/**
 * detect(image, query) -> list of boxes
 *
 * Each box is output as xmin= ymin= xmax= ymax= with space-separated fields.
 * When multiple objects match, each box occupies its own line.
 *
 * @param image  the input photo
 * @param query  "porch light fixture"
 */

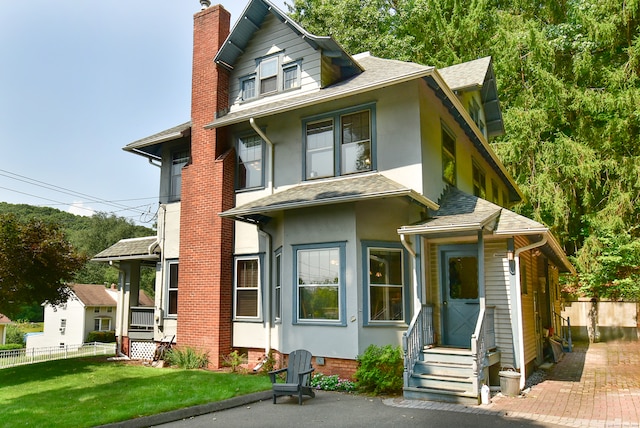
xmin=507 ymin=238 xmax=516 ymax=275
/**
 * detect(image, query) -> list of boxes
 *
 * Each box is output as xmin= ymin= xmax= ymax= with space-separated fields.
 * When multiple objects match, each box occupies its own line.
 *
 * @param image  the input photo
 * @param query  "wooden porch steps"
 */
xmin=404 ymin=347 xmax=495 ymax=405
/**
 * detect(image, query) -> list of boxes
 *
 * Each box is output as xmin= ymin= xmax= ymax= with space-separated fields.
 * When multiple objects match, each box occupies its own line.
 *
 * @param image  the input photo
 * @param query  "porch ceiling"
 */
xmin=219 ymin=173 xmax=438 ymax=224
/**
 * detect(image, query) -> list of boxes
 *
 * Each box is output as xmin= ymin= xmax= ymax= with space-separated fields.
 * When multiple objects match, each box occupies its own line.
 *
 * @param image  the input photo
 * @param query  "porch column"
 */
xmin=477 ymin=230 xmax=485 ymax=311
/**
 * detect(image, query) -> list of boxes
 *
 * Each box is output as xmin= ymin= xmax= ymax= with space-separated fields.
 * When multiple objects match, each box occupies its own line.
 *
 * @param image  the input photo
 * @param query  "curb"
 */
xmin=96 ymin=390 xmax=272 ymax=428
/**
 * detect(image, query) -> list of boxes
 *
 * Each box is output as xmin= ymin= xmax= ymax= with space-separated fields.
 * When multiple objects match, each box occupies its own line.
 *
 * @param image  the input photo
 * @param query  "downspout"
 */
xmin=258 ymin=226 xmax=272 ymax=359
xmin=250 ymin=118 xmax=274 ymax=194
xmin=512 ymin=234 xmax=548 ymax=389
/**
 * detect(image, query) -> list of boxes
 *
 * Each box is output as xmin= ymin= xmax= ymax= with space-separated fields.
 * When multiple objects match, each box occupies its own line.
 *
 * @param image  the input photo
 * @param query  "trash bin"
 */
xmin=499 ymin=368 xmax=521 ymax=397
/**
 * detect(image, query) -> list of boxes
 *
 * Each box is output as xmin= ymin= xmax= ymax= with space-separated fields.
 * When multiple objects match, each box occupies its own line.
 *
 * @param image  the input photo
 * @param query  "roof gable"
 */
xmin=70 ymin=284 xmax=116 ymax=307
xmin=214 ymin=0 xmax=361 ymax=78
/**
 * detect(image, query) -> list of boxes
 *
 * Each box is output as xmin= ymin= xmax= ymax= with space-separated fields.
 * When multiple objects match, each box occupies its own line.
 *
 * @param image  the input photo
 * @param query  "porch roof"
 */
xmin=398 ymin=187 xmax=575 ymax=273
xmin=91 ymin=236 xmax=159 ymax=263
xmin=219 ymin=173 xmax=439 ymax=224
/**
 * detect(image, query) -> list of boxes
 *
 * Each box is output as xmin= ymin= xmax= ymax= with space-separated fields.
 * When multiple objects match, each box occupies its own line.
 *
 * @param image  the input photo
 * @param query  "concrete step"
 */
xmin=403 ymin=386 xmax=480 ymax=405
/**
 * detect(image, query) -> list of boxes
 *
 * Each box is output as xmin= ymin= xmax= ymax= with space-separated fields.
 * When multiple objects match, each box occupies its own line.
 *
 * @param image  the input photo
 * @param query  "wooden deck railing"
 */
xmin=471 ymin=306 xmax=496 ymax=390
xmin=402 ymin=304 xmax=433 ymax=386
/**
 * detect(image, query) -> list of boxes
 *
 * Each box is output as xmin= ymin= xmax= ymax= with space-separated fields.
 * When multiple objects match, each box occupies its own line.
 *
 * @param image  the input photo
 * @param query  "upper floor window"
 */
xmin=472 ymin=160 xmax=486 ymax=198
xmin=442 ymin=124 xmax=456 ymax=186
xmin=240 ymin=56 xmax=301 ymax=101
xmin=304 ymin=105 xmax=375 ymax=180
xmin=469 ymin=98 xmax=486 ymax=137
xmin=170 ymin=150 xmax=189 ymax=202
xmin=236 ymin=134 xmax=264 ymax=190
xmin=491 ymin=179 xmax=499 ymax=204
xmin=234 ymin=256 xmax=261 ymax=320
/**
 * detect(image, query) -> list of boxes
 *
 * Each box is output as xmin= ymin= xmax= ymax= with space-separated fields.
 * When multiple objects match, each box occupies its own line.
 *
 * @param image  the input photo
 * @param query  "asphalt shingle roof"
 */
xmin=220 ymin=173 xmax=438 ymax=222
xmin=92 ymin=236 xmax=159 ymax=262
xmin=438 ymin=57 xmax=491 ymax=91
xmin=71 ymin=284 xmax=116 ymax=307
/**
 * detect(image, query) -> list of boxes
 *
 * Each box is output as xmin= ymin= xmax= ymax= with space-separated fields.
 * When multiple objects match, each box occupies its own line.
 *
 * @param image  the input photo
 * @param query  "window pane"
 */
xmin=299 ymin=286 xmax=339 ymax=320
xmin=297 ymin=247 xmax=340 ymax=321
xmin=261 ymin=76 xmax=277 ymax=94
xmin=94 ymin=319 xmax=100 ymax=331
xmin=306 ymin=119 xmax=334 ymax=179
xmin=238 ymin=135 xmax=263 ymax=189
xmin=242 ymin=78 xmax=256 ymax=100
xmin=168 ymin=263 xmax=179 ymax=316
xmin=168 ymin=290 xmax=178 ymax=315
xmin=369 ymin=249 xmax=402 ymax=285
xmin=283 ymin=65 xmax=298 ymax=89
xmin=342 ymin=111 xmax=370 ymax=144
xmin=370 ymin=286 xmax=403 ymax=321
xmin=237 ymin=259 xmax=259 ymax=288
xmin=236 ymin=289 xmax=258 ymax=317
xmin=275 ymin=253 xmax=281 ymax=320
xmin=171 ymin=151 xmax=189 ymax=201
xmin=260 ymin=58 xmax=277 ymax=77
xmin=442 ymin=128 xmax=456 ymax=185
xmin=448 ymin=257 xmax=478 ymax=299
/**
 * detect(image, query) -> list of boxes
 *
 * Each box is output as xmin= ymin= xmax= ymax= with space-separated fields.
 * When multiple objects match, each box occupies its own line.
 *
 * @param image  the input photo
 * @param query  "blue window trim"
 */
xmin=274 ymin=247 xmax=283 ymax=324
xmin=292 ymin=241 xmax=347 ymax=326
xmin=361 ymin=241 xmax=410 ymax=327
xmin=239 ymin=74 xmax=257 ymax=102
xmin=235 ymin=132 xmax=266 ymax=192
xmin=301 ymin=102 xmax=377 ymax=181
xmin=233 ymin=253 xmax=265 ymax=322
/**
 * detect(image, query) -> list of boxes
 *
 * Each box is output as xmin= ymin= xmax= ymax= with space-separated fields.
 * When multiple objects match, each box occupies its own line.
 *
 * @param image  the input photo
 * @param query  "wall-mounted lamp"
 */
xmin=507 ymin=238 xmax=516 ymax=275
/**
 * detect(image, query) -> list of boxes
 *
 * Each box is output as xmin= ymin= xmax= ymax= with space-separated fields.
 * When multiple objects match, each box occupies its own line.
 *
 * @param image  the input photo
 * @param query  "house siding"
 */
xmin=229 ymin=13 xmax=321 ymax=108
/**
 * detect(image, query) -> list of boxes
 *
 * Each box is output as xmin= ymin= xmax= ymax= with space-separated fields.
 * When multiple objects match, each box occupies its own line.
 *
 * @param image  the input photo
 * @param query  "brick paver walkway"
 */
xmin=389 ymin=341 xmax=640 ymax=427
xmin=489 ymin=341 xmax=640 ymax=427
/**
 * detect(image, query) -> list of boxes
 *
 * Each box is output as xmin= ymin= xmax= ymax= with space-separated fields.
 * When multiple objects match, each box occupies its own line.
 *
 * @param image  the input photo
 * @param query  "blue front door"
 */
xmin=441 ymin=246 xmax=479 ymax=348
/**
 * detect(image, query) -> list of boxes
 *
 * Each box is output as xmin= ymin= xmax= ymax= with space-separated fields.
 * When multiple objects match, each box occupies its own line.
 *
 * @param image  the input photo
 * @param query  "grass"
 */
xmin=0 ymin=357 xmax=272 ymax=427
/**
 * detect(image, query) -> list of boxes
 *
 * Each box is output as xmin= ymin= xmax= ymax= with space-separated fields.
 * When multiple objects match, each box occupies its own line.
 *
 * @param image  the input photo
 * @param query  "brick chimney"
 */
xmin=177 ymin=3 xmax=234 ymax=369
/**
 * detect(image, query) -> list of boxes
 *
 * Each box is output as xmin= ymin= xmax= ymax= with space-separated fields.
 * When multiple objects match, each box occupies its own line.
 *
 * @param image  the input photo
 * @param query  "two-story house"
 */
xmin=93 ymin=0 xmax=574 ymax=403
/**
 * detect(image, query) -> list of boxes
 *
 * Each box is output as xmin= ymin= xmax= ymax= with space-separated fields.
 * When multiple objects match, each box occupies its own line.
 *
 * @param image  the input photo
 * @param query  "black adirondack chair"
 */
xmin=269 ymin=349 xmax=316 ymax=405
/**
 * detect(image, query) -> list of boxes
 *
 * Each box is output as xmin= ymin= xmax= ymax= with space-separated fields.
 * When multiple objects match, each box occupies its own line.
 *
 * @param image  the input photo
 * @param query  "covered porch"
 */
xmin=398 ymin=187 xmax=574 ymax=403
xmin=92 ymin=236 xmax=160 ymax=358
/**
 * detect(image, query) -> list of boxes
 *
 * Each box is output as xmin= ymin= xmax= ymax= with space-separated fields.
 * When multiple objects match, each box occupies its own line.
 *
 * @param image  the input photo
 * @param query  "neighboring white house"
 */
xmin=0 ymin=314 xmax=11 ymax=345
xmin=26 ymin=284 xmax=152 ymax=349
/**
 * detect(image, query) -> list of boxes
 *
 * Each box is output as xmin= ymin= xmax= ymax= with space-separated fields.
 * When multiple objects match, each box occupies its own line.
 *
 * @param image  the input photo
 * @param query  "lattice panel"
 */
xmin=130 ymin=341 xmax=156 ymax=360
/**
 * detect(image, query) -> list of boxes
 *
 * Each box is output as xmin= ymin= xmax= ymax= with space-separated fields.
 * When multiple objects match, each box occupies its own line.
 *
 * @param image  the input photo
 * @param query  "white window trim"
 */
xmin=233 ymin=255 xmax=262 ymax=321
xmin=166 ymin=260 xmax=179 ymax=318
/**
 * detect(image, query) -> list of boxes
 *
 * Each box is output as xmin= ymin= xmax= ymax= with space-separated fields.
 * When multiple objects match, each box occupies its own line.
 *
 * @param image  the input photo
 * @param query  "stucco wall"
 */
xmin=562 ymin=300 xmax=639 ymax=342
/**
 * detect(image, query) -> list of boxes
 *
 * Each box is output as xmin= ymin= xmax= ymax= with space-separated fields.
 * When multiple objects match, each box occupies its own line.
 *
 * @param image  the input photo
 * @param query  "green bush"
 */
xmin=165 ymin=346 xmax=209 ymax=369
xmin=5 ymin=324 xmax=24 ymax=346
xmin=222 ymin=350 xmax=247 ymax=372
xmin=0 ymin=343 xmax=24 ymax=351
xmin=310 ymin=373 xmax=356 ymax=392
xmin=86 ymin=331 xmax=116 ymax=343
xmin=355 ymin=344 xmax=404 ymax=394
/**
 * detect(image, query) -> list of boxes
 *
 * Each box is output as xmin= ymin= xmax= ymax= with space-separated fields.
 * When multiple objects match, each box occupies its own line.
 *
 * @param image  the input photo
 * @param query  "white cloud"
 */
xmin=68 ymin=201 xmax=95 ymax=217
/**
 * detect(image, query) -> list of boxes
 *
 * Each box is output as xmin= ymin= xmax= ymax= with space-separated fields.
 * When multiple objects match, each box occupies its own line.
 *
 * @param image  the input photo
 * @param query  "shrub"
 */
xmin=355 ymin=344 xmax=404 ymax=395
xmin=222 ymin=350 xmax=247 ymax=372
xmin=310 ymin=373 xmax=356 ymax=392
xmin=164 ymin=346 xmax=209 ymax=369
xmin=5 ymin=324 xmax=24 ymax=345
xmin=86 ymin=331 xmax=116 ymax=343
xmin=0 ymin=343 xmax=24 ymax=351
xmin=258 ymin=350 xmax=276 ymax=374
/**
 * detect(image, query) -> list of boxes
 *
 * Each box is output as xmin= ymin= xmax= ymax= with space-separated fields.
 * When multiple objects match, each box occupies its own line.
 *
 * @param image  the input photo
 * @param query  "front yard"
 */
xmin=0 ymin=357 xmax=271 ymax=427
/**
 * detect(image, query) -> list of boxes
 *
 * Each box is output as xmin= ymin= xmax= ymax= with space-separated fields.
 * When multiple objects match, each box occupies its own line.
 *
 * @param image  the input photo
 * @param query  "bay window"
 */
xmin=234 ymin=256 xmax=261 ymax=319
xmin=363 ymin=242 xmax=407 ymax=324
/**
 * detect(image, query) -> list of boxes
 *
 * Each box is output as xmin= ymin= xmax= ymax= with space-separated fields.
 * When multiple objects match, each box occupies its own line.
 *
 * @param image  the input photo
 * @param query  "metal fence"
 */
xmin=0 ymin=342 xmax=116 ymax=370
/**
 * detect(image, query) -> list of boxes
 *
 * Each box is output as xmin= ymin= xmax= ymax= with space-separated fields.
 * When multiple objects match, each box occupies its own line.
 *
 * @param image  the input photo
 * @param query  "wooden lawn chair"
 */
xmin=268 ymin=349 xmax=315 ymax=405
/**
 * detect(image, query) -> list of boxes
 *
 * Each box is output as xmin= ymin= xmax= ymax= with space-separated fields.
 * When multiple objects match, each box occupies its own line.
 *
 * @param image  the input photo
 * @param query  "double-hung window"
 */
xmin=167 ymin=261 xmax=179 ymax=317
xmin=363 ymin=242 xmax=407 ymax=324
xmin=469 ymin=98 xmax=486 ymax=137
xmin=240 ymin=56 xmax=301 ymax=101
xmin=293 ymin=242 xmax=346 ymax=325
xmin=234 ymin=256 xmax=261 ymax=319
xmin=236 ymin=134 xmax=264 ymax=190
xmin=442 ymin=124 xmax=456 ymax=186
xmin=170 ymin=150 xmax=189 ymax=202
xmin=94 ymin=318 xmax=111 ymax=331
xmin=472 ymin=160 xmax=486 ymax=198
xmin=304 ymin=105 xmax=375 ymax=180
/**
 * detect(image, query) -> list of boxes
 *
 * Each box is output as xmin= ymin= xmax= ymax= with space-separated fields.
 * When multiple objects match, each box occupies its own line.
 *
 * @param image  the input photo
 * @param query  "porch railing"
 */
xmin=470 ymin=305 xmax=496 ymax=390
xmin=402 ymin=304 xmax=434 ymax=386
xmin=554 ymin=311 xmax=573 ymax=352
xmin=130 ymin=306 xmax=154 ymax=330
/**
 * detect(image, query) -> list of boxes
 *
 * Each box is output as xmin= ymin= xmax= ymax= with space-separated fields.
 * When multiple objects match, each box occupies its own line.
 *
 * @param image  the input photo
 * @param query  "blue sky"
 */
xmin=0 ymin=0 xmax=288 ymax=225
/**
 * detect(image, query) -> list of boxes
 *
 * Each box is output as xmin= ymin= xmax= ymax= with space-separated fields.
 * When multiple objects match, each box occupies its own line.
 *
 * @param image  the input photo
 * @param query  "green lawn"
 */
xmin=0 ymin=357 xmax=272 ymax=427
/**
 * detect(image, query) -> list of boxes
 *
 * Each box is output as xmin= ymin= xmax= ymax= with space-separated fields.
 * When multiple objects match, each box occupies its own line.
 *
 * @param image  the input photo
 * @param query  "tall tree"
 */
xmin=0 ymin=214 xmax=86 ymax=318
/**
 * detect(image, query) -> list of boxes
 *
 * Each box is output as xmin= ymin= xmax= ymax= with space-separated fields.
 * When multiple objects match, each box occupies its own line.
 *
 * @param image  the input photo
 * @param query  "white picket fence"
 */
xmin=0 ymin=342 xmax=116 ymax=369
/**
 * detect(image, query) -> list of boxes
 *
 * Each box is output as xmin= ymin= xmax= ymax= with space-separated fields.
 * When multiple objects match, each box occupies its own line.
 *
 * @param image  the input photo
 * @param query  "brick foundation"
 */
xmin=244 ymin=348 xmax=359 ymax=380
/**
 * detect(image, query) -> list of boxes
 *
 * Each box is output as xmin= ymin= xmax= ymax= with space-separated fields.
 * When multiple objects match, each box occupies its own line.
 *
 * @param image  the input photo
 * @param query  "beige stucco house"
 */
xmin=94 ymin=0 xmax=574 ymax=403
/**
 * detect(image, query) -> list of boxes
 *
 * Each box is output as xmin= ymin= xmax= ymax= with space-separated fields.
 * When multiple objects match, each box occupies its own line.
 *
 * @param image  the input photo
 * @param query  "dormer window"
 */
xmin=469 ymin=98 xmax=486 ymax=137
xmin=240 ymin=55 xmax=301 ymax=102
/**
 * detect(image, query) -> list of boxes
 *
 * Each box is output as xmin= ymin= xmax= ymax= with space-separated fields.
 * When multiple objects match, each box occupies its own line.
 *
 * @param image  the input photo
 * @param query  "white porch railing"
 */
xmin=402 ymin=304 xmax=434 ymax=385
xmin=0 ymin=342 xmax=116 ymax=370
